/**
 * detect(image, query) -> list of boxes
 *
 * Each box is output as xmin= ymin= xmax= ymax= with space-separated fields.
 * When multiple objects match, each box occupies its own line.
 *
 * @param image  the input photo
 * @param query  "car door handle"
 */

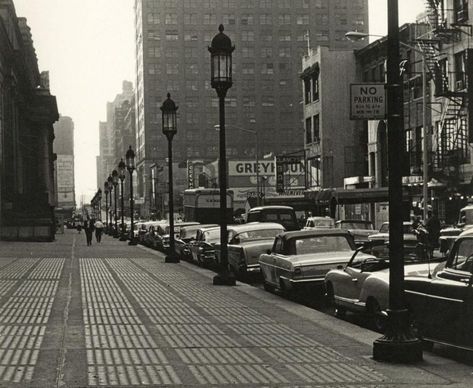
xmin=351 ymin=278 xmax=358 ymax=283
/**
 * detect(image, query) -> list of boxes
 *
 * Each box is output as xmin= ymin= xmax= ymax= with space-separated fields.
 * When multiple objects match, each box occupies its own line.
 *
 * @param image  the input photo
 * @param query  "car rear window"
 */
xmin=290 ymin=236 xmax=353 ymax=255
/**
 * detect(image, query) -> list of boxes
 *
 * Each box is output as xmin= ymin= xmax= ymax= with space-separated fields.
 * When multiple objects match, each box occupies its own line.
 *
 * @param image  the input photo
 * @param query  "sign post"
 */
xmin=350 ymin=83 xmax=386 ymax=120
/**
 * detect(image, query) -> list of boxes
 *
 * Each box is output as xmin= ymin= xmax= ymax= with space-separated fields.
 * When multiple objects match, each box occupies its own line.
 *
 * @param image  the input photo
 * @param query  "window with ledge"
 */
xmin=313 ymin=115 xmax=320 ymax=142
xmin=305 ymin=117 xmax=312 ymax=144
xmin=455 ymin=51 xmax=466 ymax=89
xmin=454 ymin=0 xmax=469 ymax=23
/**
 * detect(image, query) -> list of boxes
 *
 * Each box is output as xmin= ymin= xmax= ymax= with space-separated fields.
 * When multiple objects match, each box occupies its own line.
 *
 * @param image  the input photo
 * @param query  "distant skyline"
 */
xmin=12 ymin=0 xmax=425 ymax=203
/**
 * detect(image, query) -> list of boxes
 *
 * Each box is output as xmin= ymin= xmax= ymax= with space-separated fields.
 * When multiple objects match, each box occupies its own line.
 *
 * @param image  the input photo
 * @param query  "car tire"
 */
xmin=325 ymin=283 xmax=345 ymax=318
xmin=367 ymin=299 xmax=386 ymax=332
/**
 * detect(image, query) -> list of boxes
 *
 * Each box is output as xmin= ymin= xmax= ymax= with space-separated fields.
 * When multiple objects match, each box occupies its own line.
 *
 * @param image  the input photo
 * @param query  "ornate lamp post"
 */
xmin=112 ymin=169 xmax=119 ymax=238
xmin=126 ymin=146 xmax=137 ymax=245
xmin=107 ymin=175 xmax=113 ymax=234
xmin=209 ymin=24 xmax=235 ymax=285
xmin=104 ymin=181 xmax=109 ymax=232
xmin=118 ymin=159 xmax=127 ymax=241
xmin=372 ymin=0 xmax=423 ymax=362
xmin=97 ymin=189 xmax=102 ymax=220
xmin=160 ymin=93 xmax=179 ymax=263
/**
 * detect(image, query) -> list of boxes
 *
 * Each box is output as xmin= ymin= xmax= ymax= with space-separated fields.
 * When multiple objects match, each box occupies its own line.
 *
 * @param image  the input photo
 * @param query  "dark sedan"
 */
xmin=405 ymin=235 xmax=471 ymax=350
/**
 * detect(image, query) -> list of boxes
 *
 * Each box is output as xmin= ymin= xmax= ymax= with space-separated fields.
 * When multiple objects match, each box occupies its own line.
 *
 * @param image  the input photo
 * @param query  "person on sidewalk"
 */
xmin=94 ymin=219 xmax=104 ymax=243
xmin=83 ymin=217 xmax=95 ymax=246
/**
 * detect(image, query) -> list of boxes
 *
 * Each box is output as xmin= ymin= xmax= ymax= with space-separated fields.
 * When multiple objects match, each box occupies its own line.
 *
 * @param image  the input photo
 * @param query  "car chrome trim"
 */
xmin=405 ymin=290 xmax=464 ymax=304
xmin=289 ymin=277 xmax=324 ymax=283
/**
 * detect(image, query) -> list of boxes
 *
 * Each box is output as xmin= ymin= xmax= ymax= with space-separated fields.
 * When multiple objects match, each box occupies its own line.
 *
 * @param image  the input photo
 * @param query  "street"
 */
xmin=0 ymin=230 xmax=468 ymax=387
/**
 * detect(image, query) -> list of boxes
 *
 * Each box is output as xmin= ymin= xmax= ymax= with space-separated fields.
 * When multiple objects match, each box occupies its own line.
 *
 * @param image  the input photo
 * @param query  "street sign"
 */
xmin=350 ymin=83 xmax=386 ymax=120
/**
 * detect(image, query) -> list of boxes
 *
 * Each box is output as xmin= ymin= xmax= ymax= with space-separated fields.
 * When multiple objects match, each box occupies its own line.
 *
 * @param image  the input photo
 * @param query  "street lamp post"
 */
xmin=126 ymin=146 xmax=137 ymax=245
xmin=112 ymin=169 xmax=119 ymax=238
xmin=97 ymin=189 xmax=102 ymax=220
xmin=209 ymin=24 xmax=236 ymax=286
xmin=107 ymin=175 xmax=113 ymax=234
xmin=160 ymin=93 xmax=179 ymax=263
xmin=104 ymin=181 xmax=109 ymax=231
xmin=118 ymin=159 xmax=127 ymax=241
xmin=372 ymin=0 xmax=423 ymax=362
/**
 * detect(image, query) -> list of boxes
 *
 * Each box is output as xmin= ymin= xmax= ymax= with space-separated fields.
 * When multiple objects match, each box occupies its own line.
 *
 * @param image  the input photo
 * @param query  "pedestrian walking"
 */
xmin=83 ymin=218 xmax=95 ymax=246
xmin=425 ymin=210 xmax=441 ymax=258
xmin=94 ymin=219 xmax=104 ymax=243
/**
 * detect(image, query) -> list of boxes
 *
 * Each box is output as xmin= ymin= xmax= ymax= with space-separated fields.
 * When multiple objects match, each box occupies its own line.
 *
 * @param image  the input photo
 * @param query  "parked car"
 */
xmin=335 ymin=219 xmax=375 ymax=246
xmin=325 ymin=241 xmax=441 ymax=331
xmin=143 ymin=221 xmax=166 ymax=248
xmin=405 ymin=235 xmax=473 ymax=350
xmin=174 ymin=224 xmax=217 ymax=260
xmin=153 ymin=221 xmax=200 ymax=252
xmin=368 ymin=221 xmax=418 ymax=256
xmin=214 ymin=222 xmax=285 ymax=279
xmin=189 ymin=226 xmax=221 ymax=267
xmin=304 ymin=216 xmax=335 ymax=230
xmin=246 ymin=206 xmax=300 ymax=231
xmin=439 ymin=204 xmax=473 ymax=253
xmin=259 ymin=230 xmax=364 ymax=296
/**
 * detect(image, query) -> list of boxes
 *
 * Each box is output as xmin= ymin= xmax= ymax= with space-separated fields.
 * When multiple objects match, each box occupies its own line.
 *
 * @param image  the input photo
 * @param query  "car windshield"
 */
xmin=204 ymin=229 xmax=221 ymax=243
xmin=313 ymin=219 xmax=334 ymax=228
xmin=378 ymin=224 xmax=415 ymax=234
xmin=340 ymin=222 xmax=373 ymax=230
xmin=232 ymin=228 xmax=283 ymax=243
xmin=289 ymin=235 xmax=353 ymax=255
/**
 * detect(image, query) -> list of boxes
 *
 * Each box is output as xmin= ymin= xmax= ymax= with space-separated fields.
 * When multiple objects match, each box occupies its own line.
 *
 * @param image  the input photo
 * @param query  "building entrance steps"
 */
xmin=0 ymin=229 xmax=470 ymax=387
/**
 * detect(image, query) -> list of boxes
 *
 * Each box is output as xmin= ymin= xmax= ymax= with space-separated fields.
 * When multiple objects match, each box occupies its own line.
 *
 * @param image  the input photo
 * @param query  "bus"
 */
xmin=183 ymin=188 xmax=233 ymax=224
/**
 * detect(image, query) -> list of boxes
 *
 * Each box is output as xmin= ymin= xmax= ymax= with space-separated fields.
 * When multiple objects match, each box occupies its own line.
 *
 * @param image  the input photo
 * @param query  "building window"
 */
xmin=305 ymin=117 xmax=312 ymax=144
xmin=261 ymin=63 xmax=274 ymax=74
xmin=147 ymin=13 xmax=160 ymax=24
xmin=279 ymin=47 xmax=291 ymax=57
xmin=454 ymin=0 xmax=469 ymax=23
xmin=312 ymin=75 xmax=319 ymax=101
xmin=242 ymin=31 xmax=254 ymax=41
xmin=304 ymin=78 xmax=311 ymax=104
xmin=260 ymin=14 xmax=272 ymax=24
xmin=165 ymin=14 xmax=177 ymax=24
xmin=313 ymin=114 xmax=320 ymax=141
xmin=455 ymin=50 xmax=466 ymax=89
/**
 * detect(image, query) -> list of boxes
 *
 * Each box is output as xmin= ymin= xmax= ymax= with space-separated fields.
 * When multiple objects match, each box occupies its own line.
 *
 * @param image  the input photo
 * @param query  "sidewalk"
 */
xmin=0 ymin=229 xmax=470 ymax=387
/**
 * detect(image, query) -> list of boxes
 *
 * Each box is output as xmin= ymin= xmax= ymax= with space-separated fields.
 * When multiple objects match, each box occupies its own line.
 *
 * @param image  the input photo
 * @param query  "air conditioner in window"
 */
xmin=456 ymin=79 xmax=465 ymax=90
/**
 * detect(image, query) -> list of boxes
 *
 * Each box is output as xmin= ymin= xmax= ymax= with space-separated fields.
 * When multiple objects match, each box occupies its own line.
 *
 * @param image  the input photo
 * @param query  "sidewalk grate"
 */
xmin=81 ymin=258 xmax=182 ymax=386
xmin=188 ymin=364 xmax=289 ymax=385
xmin=176 ymin=347 xmax=263 ymax=365
xmin=0 ymin=258 xmax=63 ymax=383
xmin=288 ymin=363 xmax=385 ymax=384
xmin=261 ymin=346 xmax=347 ymax=363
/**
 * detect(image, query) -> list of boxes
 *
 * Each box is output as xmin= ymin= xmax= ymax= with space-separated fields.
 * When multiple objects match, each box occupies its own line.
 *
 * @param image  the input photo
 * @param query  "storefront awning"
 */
xmin=334 ymin=188 xmax=410 ymax=204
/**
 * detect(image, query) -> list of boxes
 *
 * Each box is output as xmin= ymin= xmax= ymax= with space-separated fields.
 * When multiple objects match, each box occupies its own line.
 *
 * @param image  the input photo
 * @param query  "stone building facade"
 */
xmin=0 ymin=1 xmax=59 ymax=241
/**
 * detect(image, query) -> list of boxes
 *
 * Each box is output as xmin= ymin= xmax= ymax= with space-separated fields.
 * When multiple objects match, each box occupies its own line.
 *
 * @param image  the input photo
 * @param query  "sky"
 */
xmin=12 ymin=0 xmax=425 ymax=203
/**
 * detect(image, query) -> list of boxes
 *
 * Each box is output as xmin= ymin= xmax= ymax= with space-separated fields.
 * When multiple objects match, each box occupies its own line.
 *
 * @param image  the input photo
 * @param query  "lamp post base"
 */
xmin=373 ymin=309 xmax=423 ymax=363
xmin=119 ymin=235 xmax=127 ymax=241
xmin=165 ymin=254 xmax=180 ymax=263
xmin=128 ymin=239 xmax=138 ymax=246
xmin=213 ymin=272 xmax=236 ymax=286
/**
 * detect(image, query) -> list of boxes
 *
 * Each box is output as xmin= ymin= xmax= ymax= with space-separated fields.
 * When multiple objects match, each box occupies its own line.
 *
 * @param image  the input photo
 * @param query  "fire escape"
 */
xmin=416 ymin=0 xmax=471 ymax=188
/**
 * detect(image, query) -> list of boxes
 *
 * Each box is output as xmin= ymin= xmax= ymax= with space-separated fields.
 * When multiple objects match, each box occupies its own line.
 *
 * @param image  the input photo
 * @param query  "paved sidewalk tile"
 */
xmin=0 ymin=230 xmax=469 ymax=387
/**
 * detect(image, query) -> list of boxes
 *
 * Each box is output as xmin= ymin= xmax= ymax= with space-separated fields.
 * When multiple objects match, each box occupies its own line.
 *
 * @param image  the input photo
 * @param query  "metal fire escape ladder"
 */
xmin=425 ymin=0 xmax=444 ymax=31
xmin=416 ymin=39 xmax=449 ymax=96
xmin=436 ymin=96 xmax=466 ymax=169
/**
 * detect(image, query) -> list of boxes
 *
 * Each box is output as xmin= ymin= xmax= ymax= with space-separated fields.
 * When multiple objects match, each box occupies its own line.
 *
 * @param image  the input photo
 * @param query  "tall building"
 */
xmin=97 ymin=81 xmax=134 ymax=190
xmin=0 ymin=2 xmax=59 ymax=241
xmin=134 ymin=0 xmax=369 ymax=217
xmin=54 ymin=116 xmax=76 ymax=219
